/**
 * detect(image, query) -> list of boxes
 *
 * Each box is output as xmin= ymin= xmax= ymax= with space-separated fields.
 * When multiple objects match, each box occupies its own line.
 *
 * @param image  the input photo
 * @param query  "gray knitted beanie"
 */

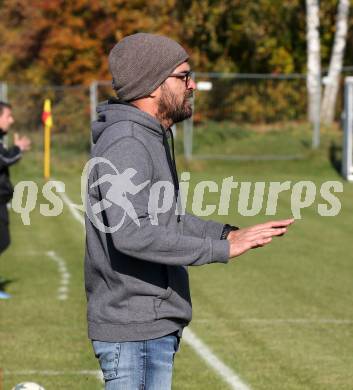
xmin=109 ymin=33 xmax=189 ymax=101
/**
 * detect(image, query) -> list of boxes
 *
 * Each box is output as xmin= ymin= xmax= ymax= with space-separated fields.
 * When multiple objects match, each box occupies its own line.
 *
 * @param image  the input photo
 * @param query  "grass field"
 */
xmin=1 ymin=123 xmax=353 ymax=390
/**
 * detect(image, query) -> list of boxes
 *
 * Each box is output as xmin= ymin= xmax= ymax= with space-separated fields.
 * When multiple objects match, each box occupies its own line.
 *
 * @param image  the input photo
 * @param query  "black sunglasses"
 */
xmin=168 ymin=70 xmax=193 ymax=87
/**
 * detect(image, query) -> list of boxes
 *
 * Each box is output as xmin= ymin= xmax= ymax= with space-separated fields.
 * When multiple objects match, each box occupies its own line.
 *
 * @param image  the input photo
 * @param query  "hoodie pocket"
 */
xmin=154 ymin=265 xmax=192 ymax=322
xmin=154 ymin=287 xmax=192 ymax=322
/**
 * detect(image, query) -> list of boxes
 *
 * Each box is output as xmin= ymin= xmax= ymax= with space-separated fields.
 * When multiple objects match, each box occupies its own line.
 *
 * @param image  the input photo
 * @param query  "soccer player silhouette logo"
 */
xmin=82 ymin=157 xmax=150 ymax=233
xmin=90 ymin=168 xmax=150 ymax=226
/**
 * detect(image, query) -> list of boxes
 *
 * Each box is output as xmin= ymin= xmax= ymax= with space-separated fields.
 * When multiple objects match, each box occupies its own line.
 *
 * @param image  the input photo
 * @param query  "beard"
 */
xmin=157 ymin=84 xmax=193 ymax=125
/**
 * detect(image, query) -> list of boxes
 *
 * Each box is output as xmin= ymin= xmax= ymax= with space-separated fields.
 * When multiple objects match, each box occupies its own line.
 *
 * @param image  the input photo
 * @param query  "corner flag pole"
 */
xmin=42 ymin=99 xmax=53 ymax=180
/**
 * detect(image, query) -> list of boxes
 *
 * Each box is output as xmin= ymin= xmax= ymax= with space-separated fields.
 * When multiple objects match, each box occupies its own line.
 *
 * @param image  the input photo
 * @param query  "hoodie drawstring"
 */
xmin=161 ymin=126 xmax=181 ymax=222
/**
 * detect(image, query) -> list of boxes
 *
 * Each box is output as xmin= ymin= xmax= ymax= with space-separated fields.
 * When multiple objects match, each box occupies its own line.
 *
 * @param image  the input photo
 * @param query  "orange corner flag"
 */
xmin=42 ymin=99 xmax=53 ymax=128
xmin=43 ymin=99 xmax=52 ymax=180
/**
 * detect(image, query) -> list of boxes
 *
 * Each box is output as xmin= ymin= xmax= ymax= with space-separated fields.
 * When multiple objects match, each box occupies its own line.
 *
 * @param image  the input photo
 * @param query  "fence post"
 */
xmin=89 ymin=81 xmax=98 ymax=151
xmin=183 ymin=74 xmax=194 ymax=161
xmin=90 ymin=81 xmax=98 ymax=123
xmin=183 ymin=110 xmax=193 ymax=161
xmin=342 ymin=77 xmax=353 ymax=181
xmin=0 ymin=81 xmax=8 ymax=102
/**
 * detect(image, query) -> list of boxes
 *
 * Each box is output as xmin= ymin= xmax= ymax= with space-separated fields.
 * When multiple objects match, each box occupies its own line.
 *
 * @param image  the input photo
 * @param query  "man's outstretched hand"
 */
xmin=14 ymin=133 xmax=31 ymax=152
xmin=227 ymin=219 xmax=294 ymax=258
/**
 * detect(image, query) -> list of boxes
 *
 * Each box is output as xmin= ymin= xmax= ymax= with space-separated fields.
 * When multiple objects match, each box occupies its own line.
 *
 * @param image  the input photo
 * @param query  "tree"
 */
xmin=306 ymin=0 xmax=321 ymax=124
xmin=321 ymin=0 xmax=350 ymax=125
xmin=0 ymin=0 xmax=179 ymax=85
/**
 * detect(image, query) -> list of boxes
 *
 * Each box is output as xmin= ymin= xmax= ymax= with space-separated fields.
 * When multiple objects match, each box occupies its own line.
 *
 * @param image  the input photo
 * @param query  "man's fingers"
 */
xmin=252 ymin=225 xmax=290 ymax=247
xmin=266 ymin=219 xmax=294 ymax=228
xmin=246 ymin=227 xmax=287 ymax=241
xmin=265 ymin=227 xmax=287 ymax=237
xmin=250 ymin=219 xmax=294 ymax=232
xmin=252 ymin=237 xmax=272 ymax=248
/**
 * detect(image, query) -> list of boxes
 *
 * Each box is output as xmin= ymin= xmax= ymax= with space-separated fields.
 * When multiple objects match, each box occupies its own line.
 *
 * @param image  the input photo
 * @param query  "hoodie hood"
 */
xmin=92 ymin=100 xmax=164 ymax=144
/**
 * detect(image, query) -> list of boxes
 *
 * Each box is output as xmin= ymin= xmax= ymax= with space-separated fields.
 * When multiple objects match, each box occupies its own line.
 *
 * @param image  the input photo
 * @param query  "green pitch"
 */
xmin=1 ymin=126 xmax=353 ymax=390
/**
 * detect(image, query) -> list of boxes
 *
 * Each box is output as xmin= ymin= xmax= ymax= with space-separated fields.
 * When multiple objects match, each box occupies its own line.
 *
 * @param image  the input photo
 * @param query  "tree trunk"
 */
xmin=321 ymin=0 xmax=350 ymax=125
xmin=306 ymin=0 xmax=321 ymax=124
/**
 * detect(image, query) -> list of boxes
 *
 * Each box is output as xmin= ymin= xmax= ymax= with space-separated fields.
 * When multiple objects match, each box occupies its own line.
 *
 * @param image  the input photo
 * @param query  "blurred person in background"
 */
xmin=0 ymin=101 xmax=31 ymax=299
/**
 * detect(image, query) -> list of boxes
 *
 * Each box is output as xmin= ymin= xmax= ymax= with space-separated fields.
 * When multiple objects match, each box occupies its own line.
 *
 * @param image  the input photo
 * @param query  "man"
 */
xmin=0 ymin=101 xmax=31 ymax=299
xmin=84 ymin=33 xmax=294 ymax=389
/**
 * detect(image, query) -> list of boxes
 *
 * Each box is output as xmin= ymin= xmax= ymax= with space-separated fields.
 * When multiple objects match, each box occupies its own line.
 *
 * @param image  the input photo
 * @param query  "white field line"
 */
xmin=59 ymin=187 xmax=252 ymax=390
xmin=183 ymin=328 xmax=251 ymax=390
xmin=46 ymin=251 xmax=70 ymax=301
xmin=5 ymin=370 xmax=104 ymax=383
xmin=240 ymin=318 xmax=353 ymax=325
xmin=56 ymin=181 xmax=85 ymax=228
xmin=193 ymin=318 xmax=353 ymax=325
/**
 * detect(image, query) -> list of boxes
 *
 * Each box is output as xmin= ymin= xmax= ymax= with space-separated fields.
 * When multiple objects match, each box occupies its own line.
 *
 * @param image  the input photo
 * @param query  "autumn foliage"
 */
xmin=0 ymin=0 xmax=181 ymax=85
xmin=1 ymin=0 xmax=353 ymax=86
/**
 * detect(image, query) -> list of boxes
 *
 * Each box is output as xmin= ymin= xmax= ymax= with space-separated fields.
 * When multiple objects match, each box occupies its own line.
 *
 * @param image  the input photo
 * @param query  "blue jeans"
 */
xmin=92 ymin=332 xmax=180 ymax=390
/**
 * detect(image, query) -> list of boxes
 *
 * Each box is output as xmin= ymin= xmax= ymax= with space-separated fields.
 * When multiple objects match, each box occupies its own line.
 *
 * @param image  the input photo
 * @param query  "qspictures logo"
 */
xmin=10 ymin=157 xmax=344 ymax=230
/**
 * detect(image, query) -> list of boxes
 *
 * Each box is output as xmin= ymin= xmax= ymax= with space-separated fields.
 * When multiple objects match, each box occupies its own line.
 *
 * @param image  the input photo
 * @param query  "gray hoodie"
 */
xmin=84 ymin=101 xmax=230 ymax=342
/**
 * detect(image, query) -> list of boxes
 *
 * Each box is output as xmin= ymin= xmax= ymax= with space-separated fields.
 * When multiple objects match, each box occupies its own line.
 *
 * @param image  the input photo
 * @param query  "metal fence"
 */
xmin=90 ymin=74 xmax=313 ymax=161
xmin=0 ymin=72 xmax=350 ymax=164
xmin=187 ymin=73 xmax=311 ymax=161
